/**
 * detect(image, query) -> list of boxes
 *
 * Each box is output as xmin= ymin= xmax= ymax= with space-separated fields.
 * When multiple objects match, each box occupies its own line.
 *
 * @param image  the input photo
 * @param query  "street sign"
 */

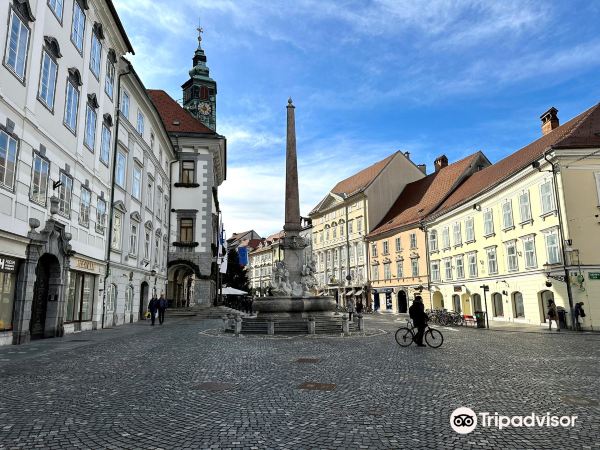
xmin=589 ymin=272 xmax=600 ymax=280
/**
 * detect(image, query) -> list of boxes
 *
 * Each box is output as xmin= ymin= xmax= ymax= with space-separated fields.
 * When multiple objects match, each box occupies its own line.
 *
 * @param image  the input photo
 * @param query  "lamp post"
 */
xmin=480 ymin=284 xmax=490 ymax=329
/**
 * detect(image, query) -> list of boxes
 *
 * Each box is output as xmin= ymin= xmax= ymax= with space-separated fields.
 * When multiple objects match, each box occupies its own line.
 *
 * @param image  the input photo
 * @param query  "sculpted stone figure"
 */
xmin=301 ymin=259 xmax=318 ymax=295
xmin=271 ymin=261 xmax=292 ymax=296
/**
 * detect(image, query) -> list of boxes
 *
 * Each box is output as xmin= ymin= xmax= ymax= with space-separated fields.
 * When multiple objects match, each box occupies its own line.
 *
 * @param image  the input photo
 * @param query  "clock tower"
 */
xmin=182 ymin=27 xmax=217 ymax=131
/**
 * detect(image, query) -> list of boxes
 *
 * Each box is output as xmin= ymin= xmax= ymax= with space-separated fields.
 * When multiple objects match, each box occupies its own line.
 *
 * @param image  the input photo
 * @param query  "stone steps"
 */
xmin=239 ymin=317 xmax=360 ymax=335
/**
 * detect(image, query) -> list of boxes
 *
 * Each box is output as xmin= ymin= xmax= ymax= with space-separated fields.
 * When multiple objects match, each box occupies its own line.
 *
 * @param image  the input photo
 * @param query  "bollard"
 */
xmin=227 ymin=313 xmax=234 ymax=329
xmin=308 ymin=316 xmax=316 ymax=335
xmin=267 ymin=319 xmax=275 ymax=336
xmin=222 ymin=315 xmax=229 ymax=332
xmin=357 ymin=313 xmax=364 ymax=332
xmin=235 ymin=316 xmax=242 ymax=336
xmin=342 ymin=316 xmax=349 ymax=336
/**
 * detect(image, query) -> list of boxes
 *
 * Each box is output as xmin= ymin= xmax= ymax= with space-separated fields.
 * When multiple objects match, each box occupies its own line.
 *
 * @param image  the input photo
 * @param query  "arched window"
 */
xmin=332 ymin=222 xmax=337 ymax=239
xmin=493 ymin=293 xmax=504 ymax=317
xmin=107 ymin=283 xmax=117 ymax=312
xmin=452 ymin=294 xmax=461 ymax=313
xmin=429 ymin=230 xmax=438 ymax=251
xmin=339 ymin=220 xmax=345 ymax=236
xmin=513 ymin=292 xmax=524 ymax=318
xmin=472 ymin=293 xmax=482 ymax=312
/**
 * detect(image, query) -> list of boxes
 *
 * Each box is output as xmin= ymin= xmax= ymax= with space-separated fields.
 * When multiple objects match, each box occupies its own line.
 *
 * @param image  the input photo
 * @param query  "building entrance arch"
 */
xmin=397 ymin=290 xmax=408 ymax=314
xmin=461 ymin=293 xmax=472 ymax=316
xmin=139 ymin=282 xmax=149 ymax=319
xmin=539 ymin=290 xmax=554 ymax=323
xmin=452 ymin=294 xmax=461 ymax=313
xmin=30 ymin=254 xmax=61 ymax=339
xmin=432 ymin=291 xmax=444 ymax=309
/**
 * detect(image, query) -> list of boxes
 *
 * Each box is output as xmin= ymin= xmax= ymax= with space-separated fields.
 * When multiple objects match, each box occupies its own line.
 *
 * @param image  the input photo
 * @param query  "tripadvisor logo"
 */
xmin=450 ymin=407 xmax=578 ymax=434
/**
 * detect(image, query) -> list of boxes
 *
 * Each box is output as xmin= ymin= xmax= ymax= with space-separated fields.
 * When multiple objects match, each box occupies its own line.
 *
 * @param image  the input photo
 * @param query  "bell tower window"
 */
xmin=200 ymin=86 xmax=209 ymax=100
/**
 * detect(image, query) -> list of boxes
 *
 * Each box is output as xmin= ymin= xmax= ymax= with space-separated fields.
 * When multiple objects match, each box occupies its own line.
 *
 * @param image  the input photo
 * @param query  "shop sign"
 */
xmin=589 ymin=272 xmax=600 ymax=280
xmin=0 ymin=256 xmax=17 ymax=273
xmin=74 ymin=258 xmax=98 ymax=273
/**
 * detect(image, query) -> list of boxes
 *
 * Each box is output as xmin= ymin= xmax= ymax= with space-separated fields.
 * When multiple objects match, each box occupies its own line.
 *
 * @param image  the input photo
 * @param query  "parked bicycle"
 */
xmin=427 ymin=309 xmax=464 ymax=327
xmin=395 ymin=319 xmax=444 ymax=348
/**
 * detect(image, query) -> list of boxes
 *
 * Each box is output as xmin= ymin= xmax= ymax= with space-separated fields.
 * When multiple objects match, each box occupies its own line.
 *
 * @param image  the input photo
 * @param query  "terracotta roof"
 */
xmin=433 ymin=102 xmax=600 ymax=218
xmin=368 ymin=152 xmax=485 ymax=238
xmin=331 ymin=151 xmax=399 ymax=197
xmin=146 ymin=90 xmax=215 ymax=134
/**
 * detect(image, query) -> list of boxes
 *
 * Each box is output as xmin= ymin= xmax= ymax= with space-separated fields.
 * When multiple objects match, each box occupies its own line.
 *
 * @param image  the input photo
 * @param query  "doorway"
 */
xmin=373 ymin=293 xmax=380 ymax=311
xmin=30 ymin=254 xmax=60 ymax=340
xmin=139 ymin=281 xmax=149 ymax=320
xmin=452 ymin=294 xmax=461 ymax=313
xmin=539 ymin=290 xmax=554 ymax=323
xmin=398 ymin=290 xmax=408 ymax=313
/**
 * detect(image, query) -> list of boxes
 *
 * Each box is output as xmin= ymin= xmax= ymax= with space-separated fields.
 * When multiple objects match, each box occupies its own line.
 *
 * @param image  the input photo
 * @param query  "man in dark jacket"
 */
xmin=148 ymin=296 xmax=159 ymax=326
xmin=158 ymin=293 xmax=168 ymax=325
xmin=409 ymin=296 xmax=428 ymax=347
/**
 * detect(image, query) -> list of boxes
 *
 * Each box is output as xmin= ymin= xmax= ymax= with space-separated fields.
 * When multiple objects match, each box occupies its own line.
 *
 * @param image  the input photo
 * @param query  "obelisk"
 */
xmin=284 ymin=98 xmax=301 ymax=233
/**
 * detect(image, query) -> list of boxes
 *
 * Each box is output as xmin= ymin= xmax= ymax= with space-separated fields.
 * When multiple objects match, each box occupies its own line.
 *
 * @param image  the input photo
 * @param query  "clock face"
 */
xmin=199 ymin=102 xmax=212 ymax=116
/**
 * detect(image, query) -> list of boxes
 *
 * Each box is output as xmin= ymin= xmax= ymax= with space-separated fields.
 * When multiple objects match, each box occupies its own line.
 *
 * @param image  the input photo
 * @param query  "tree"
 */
xmin=222 ymin=249 xmax=250 ymax=292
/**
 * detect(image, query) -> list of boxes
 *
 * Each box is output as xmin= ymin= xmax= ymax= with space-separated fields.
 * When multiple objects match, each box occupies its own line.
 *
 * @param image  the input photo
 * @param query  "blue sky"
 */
xmin=113 ymin=0 xmax=600 ymax=238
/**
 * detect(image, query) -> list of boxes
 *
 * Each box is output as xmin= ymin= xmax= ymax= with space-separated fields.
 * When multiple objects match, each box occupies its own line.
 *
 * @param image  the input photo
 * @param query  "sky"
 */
xmin=113 ymin=0 xmax=600 ymax=238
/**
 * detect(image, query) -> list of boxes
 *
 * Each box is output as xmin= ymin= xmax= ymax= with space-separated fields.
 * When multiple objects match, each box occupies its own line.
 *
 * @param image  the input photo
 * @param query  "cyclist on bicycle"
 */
xmin=409 ymin=296 xmax=428 ymax=347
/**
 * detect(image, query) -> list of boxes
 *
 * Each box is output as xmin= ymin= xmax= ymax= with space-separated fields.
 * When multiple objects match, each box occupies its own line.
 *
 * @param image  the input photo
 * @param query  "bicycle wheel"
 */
xmin=395 ymin=327 xmax=414 ymax=347
xmin=425 ymin=328 xmax=444 ymax=348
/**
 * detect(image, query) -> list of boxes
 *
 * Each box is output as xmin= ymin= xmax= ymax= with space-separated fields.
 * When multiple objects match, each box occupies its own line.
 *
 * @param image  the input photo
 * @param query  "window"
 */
xmin=384 ymin=262 xmax=391 ymax=280
xmin=90 ymin=32 xmax=101 ymax=78
xmin=146 ymin=178 xmax=154 ymax=209
xmin=382 ymin=240 xmax=389 ymax=254
xmin=111 ymin=210 xmax=122 ymax=250
xmin=180 ymin=218 xmax=194 ymax=242
xmin=519 ymin=191 xmax=532 ymax=223
xmin=64 ymin=80 xmax=79 ymax=132
xmin=502 ymin=200 xmax=514 ymax=229
xmin=523 ymin=236 xmax=537 ymax=268
xmin=540 ymin=181 xmax=555 ymax=214
xmin=465 ymin=218 xmax=475 ymax=242
xmin=96 ymin=198 xmax=106 ymax=234
xmin=137 ymin=110 xmax=144 ymax=136
xmin=396 ymin=260 xmax=403 ymax=279
xmin=395 ymin=237 xmax=401 ymax=252
xmin=100 ymin=125 xmax=111 ymax=165
xmin=371 ymin=243 xmax=378 ymax=258
xmin=116 ymin=152 xmax=126 ymax=187
xmin=79 ymin=187 xmax=91 ymax=227
xmin=4 ymin=8 xmax=30 ymax=80
xmin=65 ymin=272 xmax=94 ymax=322
xmin=38 ymin=51 xmax=58 ymax=109
xmin=70 ymin=1 xmax=85 ymax=53
xmin=545 ymin=230 xmax=561 ymax=264
xmin=156 ymin=191 xmax=162 ymax=221
xmin=513 ymin=292 xmax=525 ymax=318
xmin=429 ymin=230 xmax=438 ymax=251
xmin=430 ymin=261 xmax=440 ymax=282
xmin=493 ymin=293 xmax=504 ymax=317
xmin=30 ymin=153 xmax=49 ymax=206
xmin=150 ymin=132 xmax=155 ymax=149
xmin=452 ymin=223 xmax=462 ymax=246
xmin=121 ymin=91 xmax=130 ymax=119
xmin=357 ymin=220 xmax=362 ymax=232
xmin=371 ymin=265 xmax=378 ymax=281
xmin=58 ymin=172 xmax=73 ymax=216
xmin=444 ymin=259 xmax=452 ymax=280
xmin=129 ymin=224 xmax=137 ymax=256
xmin=332 ymin=225 xmax=337 ymax=239
xmin=455 ymin=256 xmax=464 ymax=279
xmin=411 ymin=259 xmax=419 ymax=277
xmin=84 ymin=104 xmax=97 ymax=150
xmin=144 ymin=232 xmax=150 ymax=260
xmin=442 ymin=227 xmax=450 ymax=249
xmin=409 ymin=233 xmax=417 ymax=249
xmin=163 ymin=241 xmax=168 ymax=269
xmin=164 ymin=197 xmax=168 ymax=224
xmin=348 ymin=220 xmax=353 ymax=234
xmin=339 ymin=222 xmax=344 ymax=236
xmin=48 ymin=0 xmax=64 ymax=20
xmin=483 ymin=209 xmax=494 ymax=236
xmin=0 ymin=131 xmax=18 ymax=191
xmin=132 ymin=166 xmax=142 ymax=200
xmin=154 ymin=236 xmax=160 ymax=266
xmin=357 ymin=244 xmax=363 ymax=258
xmin=472 ymin=294 xmax=482 ymax=312
xmin=0 ymin=270 xmax=17 ymax=331
xmin=105 ymin=60 xmax=115 ymax=99
xmin=181 ymin=161 xmax=195 ymax=184
xmin=125 ymin=286 xmax=133 ymax=313
xmin=467 ymin=253 xmax=477 ymax=278
xmin=505 ymin=241 xmax=518 ymax=271
xmin=325 ymin=227 xmax=330 ymax=241
xmin=486 ymin=247 xmax=498 ymax=274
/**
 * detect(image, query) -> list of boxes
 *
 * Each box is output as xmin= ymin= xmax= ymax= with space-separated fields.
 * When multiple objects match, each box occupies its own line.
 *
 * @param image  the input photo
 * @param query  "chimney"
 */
xmin=417 ymin=164 xmax=427 ymax=175
xmin=434 ymin=154 xmax=448 ymax=172
xmin=403 ymin=151 xmax=410 ymax=160
xmin=540 ymin=107 xmax=559 ymax=135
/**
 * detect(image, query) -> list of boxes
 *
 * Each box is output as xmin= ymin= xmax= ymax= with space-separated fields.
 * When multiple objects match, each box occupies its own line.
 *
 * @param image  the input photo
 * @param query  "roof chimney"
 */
xmin=434 ymin=154 xmax=448 ymax=172
xmin=540 ymin=107 xmax=559 ymax=135
xmin=403 ymin=151 xmax=410 ymax=160
xmin=417 ymin=164 xmax=427 ymax=175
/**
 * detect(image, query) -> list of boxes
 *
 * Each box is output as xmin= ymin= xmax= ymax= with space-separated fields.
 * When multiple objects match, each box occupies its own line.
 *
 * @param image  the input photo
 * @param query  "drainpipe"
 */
xmin=544 ymin=151 xmax=575 ymax=330
xmin=101 ymin=60 xmax=131 ymax=330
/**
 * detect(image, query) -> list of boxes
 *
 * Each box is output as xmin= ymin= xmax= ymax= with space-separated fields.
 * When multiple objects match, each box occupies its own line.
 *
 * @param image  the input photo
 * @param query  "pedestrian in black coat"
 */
xmin=409 ymin=296 xmax=427 ymax=347
xmin=148 ymin=297 xmax=159 ymax=326
xmin=158 ymin=293 xmax=168 ymax=325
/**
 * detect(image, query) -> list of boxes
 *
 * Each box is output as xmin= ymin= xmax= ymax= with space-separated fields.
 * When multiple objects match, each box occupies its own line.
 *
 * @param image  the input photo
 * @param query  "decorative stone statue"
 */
xmin=271 ymin=261 xmax=292 ymax=296
xmin=301 ymin=259 xmax=318 ymax=294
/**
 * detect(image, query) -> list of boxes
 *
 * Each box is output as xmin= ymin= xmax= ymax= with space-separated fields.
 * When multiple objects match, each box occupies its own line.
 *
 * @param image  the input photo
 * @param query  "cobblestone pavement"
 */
xmin=1 ymin=313 xmax=599 ymax=450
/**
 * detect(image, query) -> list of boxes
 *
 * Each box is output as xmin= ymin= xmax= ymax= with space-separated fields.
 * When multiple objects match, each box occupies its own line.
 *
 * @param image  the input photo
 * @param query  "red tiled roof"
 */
xmin=146 ymin=90 xmax=215 ymax=134
xmin=331 ymin=151 xmax=399 ymax=197
xmin=433 ymin=102 xmax=600 ymax=218
xmin=368 ymin=152 xmax=485 ymax=238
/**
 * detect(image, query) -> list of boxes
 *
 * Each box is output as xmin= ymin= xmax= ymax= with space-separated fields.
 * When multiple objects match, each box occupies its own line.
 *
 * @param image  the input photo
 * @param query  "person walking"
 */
xmin=148 ymin=296 xmax=159 ymax=326
xmin=347 ymin=296 xmax=355 ymax=321
xmin=158 ymin=293 xmax=168 ymax=325
xmin=409 ymin=295 xmax=428 ymax=347
xmin=547 ymin=300 xmax=560 ymax=332
xmin=574 ymin=302 xmax=586 ymax=331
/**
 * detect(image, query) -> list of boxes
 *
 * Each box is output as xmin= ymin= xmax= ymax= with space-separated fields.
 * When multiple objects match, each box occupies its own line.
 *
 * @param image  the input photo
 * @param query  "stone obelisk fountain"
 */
xmin=253 ymin=99 xmax=336 ymax=318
